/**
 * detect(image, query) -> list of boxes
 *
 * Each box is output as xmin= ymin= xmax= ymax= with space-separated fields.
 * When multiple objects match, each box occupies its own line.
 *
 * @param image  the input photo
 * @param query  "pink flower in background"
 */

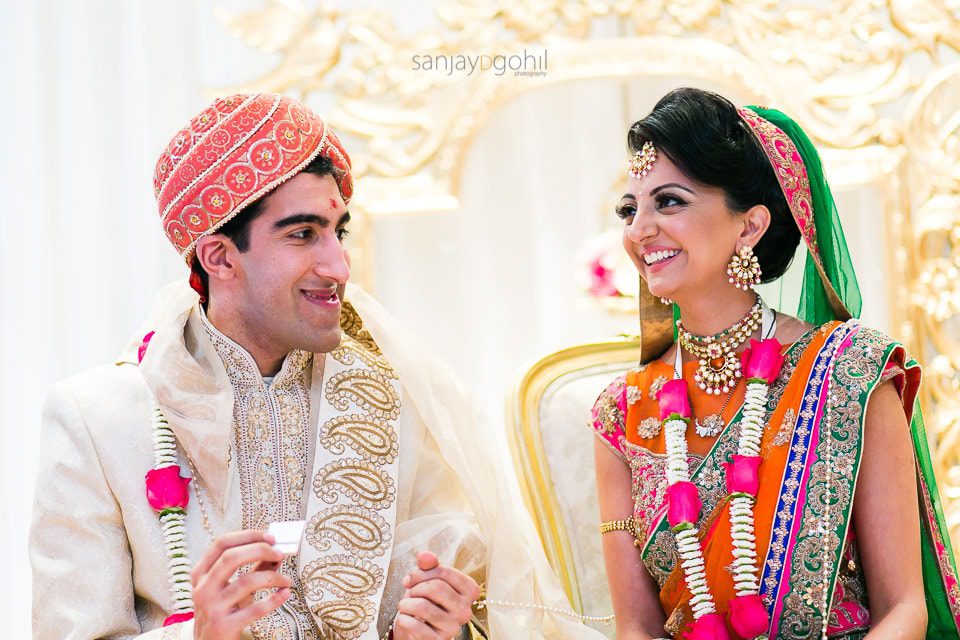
xmin=145 ymin=466 xmax=191 ymax=511
xmin=740 ymin=338 xmax=785 ymax=383
xmin=588 ymin=255 xmax=620 ymax=297
xmin=578 ymin=229 xmax=641 ymax=305
xmin=657 ymin=379 xmax=692 ymax=420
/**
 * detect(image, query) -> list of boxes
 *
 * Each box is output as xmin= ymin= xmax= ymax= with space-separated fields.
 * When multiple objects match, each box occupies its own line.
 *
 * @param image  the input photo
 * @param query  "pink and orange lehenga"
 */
xmin=592 ymin=321 xmax=960 ymax=638
xmin=589 ymin=104 xmax=960 ymax=639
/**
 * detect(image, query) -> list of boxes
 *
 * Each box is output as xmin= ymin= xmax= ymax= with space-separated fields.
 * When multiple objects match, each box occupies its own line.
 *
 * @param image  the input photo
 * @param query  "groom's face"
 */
xmin=230 ymin=172 xmax=351 ymax=356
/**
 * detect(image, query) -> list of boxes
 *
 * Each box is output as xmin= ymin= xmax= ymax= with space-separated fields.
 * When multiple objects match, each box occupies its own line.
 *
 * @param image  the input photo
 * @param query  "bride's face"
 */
xmin=617 ymin=153 xmax=746 ymax=303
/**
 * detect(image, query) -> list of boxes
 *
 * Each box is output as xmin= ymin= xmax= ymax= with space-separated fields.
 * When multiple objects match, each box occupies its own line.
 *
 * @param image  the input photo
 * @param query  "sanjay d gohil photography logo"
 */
xmin=411 ymin=48 xmax=548 ymax=77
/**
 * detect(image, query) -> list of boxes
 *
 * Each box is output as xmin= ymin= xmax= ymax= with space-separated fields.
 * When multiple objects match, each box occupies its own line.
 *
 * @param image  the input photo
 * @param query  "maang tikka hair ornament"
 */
xmin=628 ymin=141 xmax=658 ymax=178
xmin=727 ymin=245 xmax=762 ymax=290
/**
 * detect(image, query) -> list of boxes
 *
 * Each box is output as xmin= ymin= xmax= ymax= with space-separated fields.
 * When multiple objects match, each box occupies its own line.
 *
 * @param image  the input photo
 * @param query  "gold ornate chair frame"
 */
xmin=506 ymin=337 xmax=640 ymax=615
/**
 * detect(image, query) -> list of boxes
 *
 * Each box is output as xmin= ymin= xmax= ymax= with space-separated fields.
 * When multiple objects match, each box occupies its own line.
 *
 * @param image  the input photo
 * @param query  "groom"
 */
xmin=31 ymin=94 xmax=483 ymax=640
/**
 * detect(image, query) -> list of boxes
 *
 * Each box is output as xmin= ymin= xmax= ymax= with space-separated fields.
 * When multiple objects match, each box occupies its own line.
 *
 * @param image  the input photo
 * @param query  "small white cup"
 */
xmin=267 ymin=520 xmax=306 ymax=556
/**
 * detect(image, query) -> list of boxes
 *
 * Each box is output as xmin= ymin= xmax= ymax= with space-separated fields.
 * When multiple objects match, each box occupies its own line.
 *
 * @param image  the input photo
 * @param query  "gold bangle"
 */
xmin=599 ymin=518 xmax=636 ymax=535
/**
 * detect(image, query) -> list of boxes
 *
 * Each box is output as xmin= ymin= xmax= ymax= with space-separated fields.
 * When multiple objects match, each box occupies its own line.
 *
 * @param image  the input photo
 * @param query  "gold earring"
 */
xmin=727 ymin=245 xmax=761 ymax=290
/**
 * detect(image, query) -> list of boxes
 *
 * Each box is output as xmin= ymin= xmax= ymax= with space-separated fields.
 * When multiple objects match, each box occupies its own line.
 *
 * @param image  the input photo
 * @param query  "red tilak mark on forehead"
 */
xmin=328 ymin=198 xmax=338 ymax=209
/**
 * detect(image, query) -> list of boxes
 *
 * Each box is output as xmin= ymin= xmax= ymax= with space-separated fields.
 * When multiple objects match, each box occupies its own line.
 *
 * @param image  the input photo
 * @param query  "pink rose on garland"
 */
xmin=740 ymin=338 xmax=785 ymax=384
xmin=137 ymin=331 xmax=155 ymax=364
xmin=685 ymin=612 xmax=730 ymax=640
xmin=657 ymin=379 xmax=692 ymax=421
xmin=724 ymin=455 xmax=762 ymax=496
xmin=667 ymin=481 xmax=702 ymax=527
xmin=729 ymin=593 xmax=770 ymax=637
xmin=163 ymin=612 xmax=195 ymax=626
xmin=145 ymin=465 xmax=191 ymax=511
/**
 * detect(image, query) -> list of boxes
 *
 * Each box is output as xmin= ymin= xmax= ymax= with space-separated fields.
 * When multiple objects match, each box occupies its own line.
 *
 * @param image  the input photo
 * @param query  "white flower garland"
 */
xmin=662 ymin=379 xmax=770 ymax=620
xmin=151 ymin=402 xmax=194 ymax=615
xmin=664 ymin=417 xmax=716 ymax=620
xmin=729 ymin=381 xmax=767 ymax=596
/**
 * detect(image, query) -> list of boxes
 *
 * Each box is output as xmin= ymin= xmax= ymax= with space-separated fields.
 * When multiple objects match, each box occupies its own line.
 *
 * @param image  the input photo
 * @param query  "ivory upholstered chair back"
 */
xmin=506 ymin=338 xmax=641 ymax=638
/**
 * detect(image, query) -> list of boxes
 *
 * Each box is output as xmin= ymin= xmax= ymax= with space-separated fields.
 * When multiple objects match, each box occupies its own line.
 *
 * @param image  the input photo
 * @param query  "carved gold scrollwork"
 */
xmin=904 ymin=63 xmax=960 ymax=510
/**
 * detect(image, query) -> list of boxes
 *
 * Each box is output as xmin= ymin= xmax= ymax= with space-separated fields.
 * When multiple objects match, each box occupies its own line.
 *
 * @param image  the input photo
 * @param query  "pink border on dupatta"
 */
xmin=736 ymin=107 xmax=820 ymax=263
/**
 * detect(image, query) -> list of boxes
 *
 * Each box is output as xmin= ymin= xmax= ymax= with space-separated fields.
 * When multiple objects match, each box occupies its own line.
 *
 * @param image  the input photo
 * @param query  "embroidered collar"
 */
xmin=197 ymin=304 xmax=312 ymax=389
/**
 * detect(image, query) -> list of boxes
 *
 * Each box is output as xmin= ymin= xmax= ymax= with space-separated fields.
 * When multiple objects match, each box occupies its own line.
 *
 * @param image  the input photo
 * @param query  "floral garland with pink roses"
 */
xmin=140 ymin=331 xmax=196 ymax=626
xmin=658 ymin=338 xmax=785 ymax=640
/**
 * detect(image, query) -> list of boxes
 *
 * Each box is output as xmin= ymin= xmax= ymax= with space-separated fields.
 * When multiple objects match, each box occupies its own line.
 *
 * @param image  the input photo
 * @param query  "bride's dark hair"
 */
xmin=627 ymin=87 xmax=801 ymax=282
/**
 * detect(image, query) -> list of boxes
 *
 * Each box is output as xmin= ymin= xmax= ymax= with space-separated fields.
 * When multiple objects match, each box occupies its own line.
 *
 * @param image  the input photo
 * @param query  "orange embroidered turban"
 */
xmin=154 ymin=93 xmax=353 ymax=263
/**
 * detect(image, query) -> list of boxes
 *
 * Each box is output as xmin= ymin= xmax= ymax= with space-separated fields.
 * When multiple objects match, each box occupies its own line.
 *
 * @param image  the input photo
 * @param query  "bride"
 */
xmin=589 ymin=87 xmax=959 ymax=639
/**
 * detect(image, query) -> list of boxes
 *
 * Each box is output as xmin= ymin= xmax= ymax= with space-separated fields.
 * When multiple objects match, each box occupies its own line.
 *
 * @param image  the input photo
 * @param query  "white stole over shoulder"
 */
xmin=298 ymin=330 xmax=402 ymax=639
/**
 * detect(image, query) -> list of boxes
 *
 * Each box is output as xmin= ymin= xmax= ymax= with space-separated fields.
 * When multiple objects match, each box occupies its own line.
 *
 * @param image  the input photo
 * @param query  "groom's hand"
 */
xmin=393 ymin=551 xmax=479 ymax=640
xmin=191 ymin=530 xmax=291 ymax=640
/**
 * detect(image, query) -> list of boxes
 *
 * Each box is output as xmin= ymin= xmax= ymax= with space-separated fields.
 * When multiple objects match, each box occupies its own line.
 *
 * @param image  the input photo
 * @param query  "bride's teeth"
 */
xmin=645 ymin=249 xmax=678 ymax=265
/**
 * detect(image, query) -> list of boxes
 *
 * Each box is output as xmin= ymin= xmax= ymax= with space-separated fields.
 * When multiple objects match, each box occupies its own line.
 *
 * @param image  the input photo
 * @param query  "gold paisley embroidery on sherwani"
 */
xmin=199 ymin=306 xmax=405 ymax=640
xmin=300 ymin=331 xmax=402 ymax=639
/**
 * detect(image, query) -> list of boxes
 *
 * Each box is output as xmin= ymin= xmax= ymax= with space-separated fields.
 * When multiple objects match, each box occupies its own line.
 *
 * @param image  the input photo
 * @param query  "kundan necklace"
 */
xmin=677 ymin=297 xmax=764 ymax=395
xmin=685 ymin=302 xmax=776 ymax=438
xmin=659 ymin=304 xmax=782 ymax=639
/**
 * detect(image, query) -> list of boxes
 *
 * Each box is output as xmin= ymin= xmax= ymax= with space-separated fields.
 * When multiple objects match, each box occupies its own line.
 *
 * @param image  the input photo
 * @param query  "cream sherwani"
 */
xmin=30 ymin=290 xmax=484 ymax=640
